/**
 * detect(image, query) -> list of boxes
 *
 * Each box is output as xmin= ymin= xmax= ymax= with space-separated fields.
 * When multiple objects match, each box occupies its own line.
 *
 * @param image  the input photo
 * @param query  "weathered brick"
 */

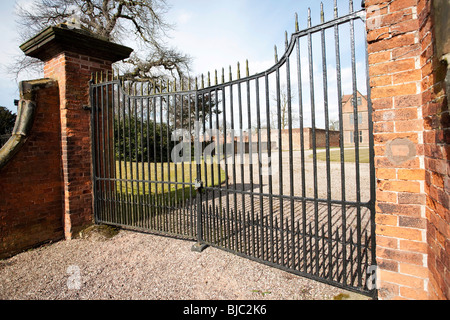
xmin=377 ymin=247 xmax=424 ymax=265
xmin=376 ymin=213 xmax=399 ymax=226
xmin=399 ymin=239 xmax=429 ymax=254
xmin=368 ymin=33 xmax=416 ymax=53
xmin=398 ymin=192 xmax=426 ymax=204
xmin=397 ymin=168 xmax=426 ymax=180
xmin=371 ymin=83 xmax=418 ymax=99
xmin=390 ymin=0 xmax=418 ymax=12
xmin=369 ymin=51 xmax=392 ymax=65
xmin=377 ymin=202 xmax=423 ymax=217
xmin=376 ymin=190 xmax=398 ymax=202
xmin=400 ymin=286 xmax=430 ymax=300
xmin=369 ymin=58 xmax=416 ymax=77
xmin=377 ymin=225 xmax=423 ymax=241
xmin=376 ymin=168 xmax=397 ymax=179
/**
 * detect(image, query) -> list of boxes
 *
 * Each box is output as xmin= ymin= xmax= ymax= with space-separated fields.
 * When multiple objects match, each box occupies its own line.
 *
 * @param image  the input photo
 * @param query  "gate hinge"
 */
xmin=83 ymin=105 xmax=91 ymax=111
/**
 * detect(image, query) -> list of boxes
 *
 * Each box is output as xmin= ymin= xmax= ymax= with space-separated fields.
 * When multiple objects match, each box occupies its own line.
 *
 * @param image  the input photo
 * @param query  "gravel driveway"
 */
xmin=0 ymin=228 xmax=368 ymax=300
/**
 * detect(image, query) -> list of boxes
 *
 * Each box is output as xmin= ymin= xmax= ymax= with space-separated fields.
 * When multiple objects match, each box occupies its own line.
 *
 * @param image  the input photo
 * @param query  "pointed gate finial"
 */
xmin=274 ymin=45 xmax=278 ymax=63
xmin=308 ymin=8 xmax=312 ymax=27
xmin=320 ymin=2 xmax=325 ymax=23
xmin=285 ymin=31 xmax=289 ymax=50
xmin=334 ymin=0 xmax=338 ymax=18
xmin=237 ymin=62 xmax=241 ymax=79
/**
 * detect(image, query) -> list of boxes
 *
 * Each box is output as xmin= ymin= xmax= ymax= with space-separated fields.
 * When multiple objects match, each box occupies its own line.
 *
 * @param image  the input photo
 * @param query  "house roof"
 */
xmin=341 ymin=91 xmax=367 ymax=105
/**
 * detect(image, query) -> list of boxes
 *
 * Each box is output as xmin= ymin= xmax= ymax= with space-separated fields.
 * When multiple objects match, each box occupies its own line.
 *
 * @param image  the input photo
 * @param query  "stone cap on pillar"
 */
xmin=20 ymin=24 xmax=133 ymax=62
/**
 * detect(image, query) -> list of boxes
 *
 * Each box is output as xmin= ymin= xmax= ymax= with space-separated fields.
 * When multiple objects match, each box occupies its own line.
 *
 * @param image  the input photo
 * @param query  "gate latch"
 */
xmin=194 ymin=179 xmax=203 ymax=192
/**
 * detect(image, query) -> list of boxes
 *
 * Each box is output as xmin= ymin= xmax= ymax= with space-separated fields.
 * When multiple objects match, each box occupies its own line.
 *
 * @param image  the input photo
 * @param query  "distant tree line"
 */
xmin=0 ymin=107 xmax=16 ymax=135
xmin=114 ymin=117 xmax=174 ymax=163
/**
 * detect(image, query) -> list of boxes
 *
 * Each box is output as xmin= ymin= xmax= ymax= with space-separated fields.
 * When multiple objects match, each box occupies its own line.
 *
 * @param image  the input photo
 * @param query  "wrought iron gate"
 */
xmin=90 ymin=1 xmax=377 ymax=298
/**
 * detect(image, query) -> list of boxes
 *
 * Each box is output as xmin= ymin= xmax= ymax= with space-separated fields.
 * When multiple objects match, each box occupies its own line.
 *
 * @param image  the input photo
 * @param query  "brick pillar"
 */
xmin=422 ymin=0 xmax=450 ymax=300
xmin=366 ymin=0 xmax=449 ymax=300
xmin=20 ymin=25 xmax=132 ymax=239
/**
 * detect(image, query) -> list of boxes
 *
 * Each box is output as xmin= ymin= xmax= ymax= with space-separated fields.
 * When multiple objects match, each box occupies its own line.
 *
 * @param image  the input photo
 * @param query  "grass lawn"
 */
xmin=115 ymin=160 xmax=227 ymax=196
xmin=312 ymin=147 xmax=370 ymax=163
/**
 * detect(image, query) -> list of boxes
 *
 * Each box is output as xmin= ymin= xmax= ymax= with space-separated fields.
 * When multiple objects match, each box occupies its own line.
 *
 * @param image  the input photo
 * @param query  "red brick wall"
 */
xmin=44 ymin=52 xmax=113 ymax=239
xmin=0 ymin=80 xmax=63 ymax=259
xmin=367 ymin=0 xmax=429 ymax=300
xmin=367 ymin=0 xmax=449 ymax=300
xmin=419 ymin=0 xmax=450 ymax=300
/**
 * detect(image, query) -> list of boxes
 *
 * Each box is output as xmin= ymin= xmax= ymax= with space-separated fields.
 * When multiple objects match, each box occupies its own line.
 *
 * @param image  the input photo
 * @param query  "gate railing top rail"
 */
xmin=90 ymin=0 xmax=366 ymax=97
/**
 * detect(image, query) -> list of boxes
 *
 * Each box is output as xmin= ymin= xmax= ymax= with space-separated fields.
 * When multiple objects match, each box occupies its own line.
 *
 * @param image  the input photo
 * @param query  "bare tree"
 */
xmin=11 ymin=0 xmax=191 ymax=80
xmin=329 ymin=118 xmax=340 ymax=131
xmin=270 ymin=85 xmax=298 ymax=130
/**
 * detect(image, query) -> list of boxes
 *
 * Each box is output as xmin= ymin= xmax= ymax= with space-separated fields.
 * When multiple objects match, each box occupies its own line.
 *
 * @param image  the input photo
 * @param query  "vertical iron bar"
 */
xmin=229 ymin=69 xmax=238 ymax=249
xmin=237 ymin=70 xmax=245 ymax=251
xmin=140 ymin=95 xmax=145 ymax=229
xmin=264 ymin=73 xmax=274 ymax=264
xmin=255 ymin=77 xmax=264 ymax=261
xmin=153 ymin=92 xmax=158 ymax=231
xmin=296 ymin=33 xmax=308 ymax=274
xmin=349 ymin=10 xmax=363 ymax=288
xmin=208 ymin=89 xmax=215 ymax=232
xmin=334 ymin=2 xmax=348 ymax=286
xmin=275 ymin=58 xmax=284 ymax=267
xmin=188 ymin=92 xmax=194 ymax=237
xmin=180 ymin=92 xmax=186 ymax=235
xmin=201 ymin=89 xmax=208 ymax=236
xmin=286 ymin=36 xmax=295 ymax=270
xmin=195 ymin=89 xmax=204 ymax=244
xmin=160 ymin=91 xmax=165 ymax=231
xmin=100 ymin=81 xmax=107 ymax=222
xmin=116 ymin=81 xmax=124 ymax=225
xmin=146 ymin=95 xmax=151 ymax=230
xmin=246 ymin=76 xmax=255 ymax=256
xmin=320 ymin=11 xmax=333 ymax=281
xmin=105 ymin=79 xmax=112 ymax=224
xmin=167 ymin=91 xmax=172 ymax=233
xmin=90 ymin=80 xmax=98 ymax=224
xmin=122 ymin=82 xmax=129 ymax=226
xmin=214 ymin=86 xmax=222 ymax=245
xmin=172 ymin=89 xmax=178 ymax=234
xmin=127 ymin=86 xmax=135 ymax=226
xmin=133 ymin=89 xmax=141 ymax=227
xmin=111 ymin=78 xmax=118 ymax=225
xmin=307 ymin=11 xmax=320 ymax=276
xmin=140 ymin=91 xmax=146 ymax=229
xmin=222 ymin=77 xmax=230 ymax=243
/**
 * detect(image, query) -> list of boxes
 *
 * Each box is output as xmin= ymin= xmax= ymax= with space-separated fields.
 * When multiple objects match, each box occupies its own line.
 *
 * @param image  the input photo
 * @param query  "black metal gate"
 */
xmin=90 ymin=1 xmax=377 ymax=298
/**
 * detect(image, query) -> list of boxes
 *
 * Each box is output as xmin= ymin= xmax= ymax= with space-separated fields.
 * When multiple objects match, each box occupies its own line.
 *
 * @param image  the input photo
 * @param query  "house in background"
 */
xmin=341 ymin=91 xmax=369 ymax=147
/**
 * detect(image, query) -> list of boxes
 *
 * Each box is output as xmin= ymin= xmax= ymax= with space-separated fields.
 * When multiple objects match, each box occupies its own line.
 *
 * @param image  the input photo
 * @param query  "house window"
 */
xmin=351 ymin=96 xmax=362 ymax=106
xmin=349 ymin=113 xmax=363 ymax=125
xmin=350 ymin=131 xmax=363 ymax=144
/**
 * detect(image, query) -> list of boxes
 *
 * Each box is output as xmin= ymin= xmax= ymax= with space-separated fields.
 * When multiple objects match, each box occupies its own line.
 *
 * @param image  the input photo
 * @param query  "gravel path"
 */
xmin=0 ymin=228 xmax=367 ymax=300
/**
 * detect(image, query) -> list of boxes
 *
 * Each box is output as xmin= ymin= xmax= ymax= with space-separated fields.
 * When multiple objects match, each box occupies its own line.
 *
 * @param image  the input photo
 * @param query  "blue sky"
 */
xmin=0 ymin=0 xmax=364 ymax=113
